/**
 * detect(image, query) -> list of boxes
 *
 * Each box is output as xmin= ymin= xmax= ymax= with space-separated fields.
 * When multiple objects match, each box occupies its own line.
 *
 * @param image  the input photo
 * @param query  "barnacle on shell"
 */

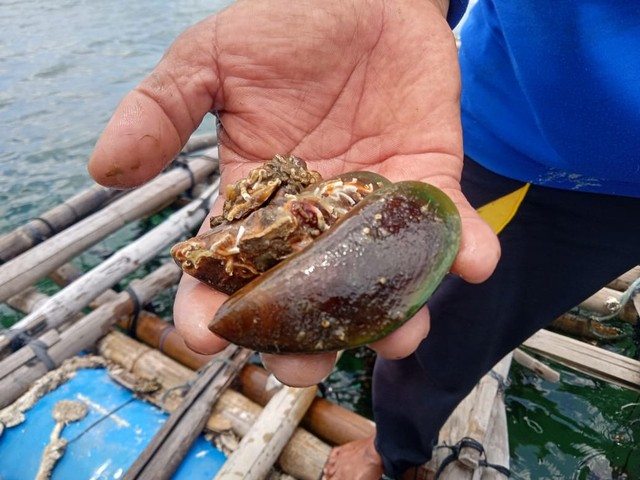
xmin=220 ymin=154 xmax=322 ymax=222
xmin=171 ymin=161 xmax=389 ymax=294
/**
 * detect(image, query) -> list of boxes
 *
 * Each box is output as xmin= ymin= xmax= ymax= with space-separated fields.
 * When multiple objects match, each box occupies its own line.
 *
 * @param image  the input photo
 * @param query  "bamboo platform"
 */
xmin=0 ymin=133 xmax=638 ymax=479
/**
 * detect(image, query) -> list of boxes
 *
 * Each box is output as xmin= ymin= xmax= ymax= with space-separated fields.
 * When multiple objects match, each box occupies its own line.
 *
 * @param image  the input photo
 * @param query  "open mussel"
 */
xmin=171 ymin=165 xmax=390 ymax=295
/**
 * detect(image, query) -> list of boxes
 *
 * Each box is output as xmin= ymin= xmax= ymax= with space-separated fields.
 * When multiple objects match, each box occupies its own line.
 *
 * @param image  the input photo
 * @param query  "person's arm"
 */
xmin=88 ymin=0 xmax=498 ymax=386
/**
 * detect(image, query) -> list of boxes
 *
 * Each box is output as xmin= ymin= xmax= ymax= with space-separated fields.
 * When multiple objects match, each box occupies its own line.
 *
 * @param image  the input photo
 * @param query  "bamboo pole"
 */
xmin=34 ymin=260 xmax=375 ymax=449
xmin=0 ymin=151 xmax=218 ymax=303
xmin=0 ymin=133 xmax=217 ymax=264
xmin=239 ymin=365 xmax=375 ymax=446
xmin=0 ymin=180 xmax=219 ymax=355
xmin=0 ymin=185 xmax=122 ymax=263
xmin=578 ymin=286 xmax=637 ymax=324
xmin=116 ymin=312 xmax=375 ymax=448
xmin=98 ymin=332 xmax=330 ymax=480
xmin=6 ymin=286 xmax=50 ymax=314
xmin=607 ymin=266 xmax=640 ymax=292
xmin=208 ymin=391 xmax=330 ymax=480
xmin=0 ymin=262 xmax=182 ymax=408
xmin=112 ymin=309 xmax=375 ymax=448
xmin=180 ymin=132 xmax=217 ymax=154
xmin=550 ymin=312 xmax=624 ymax=341
xmin=0 ymin=261 xmax=180 ymax=382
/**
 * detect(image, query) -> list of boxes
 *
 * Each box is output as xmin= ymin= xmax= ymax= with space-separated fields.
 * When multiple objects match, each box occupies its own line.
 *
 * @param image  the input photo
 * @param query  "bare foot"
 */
xmin=322 ymin=435 xmax=384 ymax=480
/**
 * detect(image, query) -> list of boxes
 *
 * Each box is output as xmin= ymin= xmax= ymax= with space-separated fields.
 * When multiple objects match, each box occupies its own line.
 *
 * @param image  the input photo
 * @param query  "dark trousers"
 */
xmin=373 ymin=157 xmax=640 ymax=478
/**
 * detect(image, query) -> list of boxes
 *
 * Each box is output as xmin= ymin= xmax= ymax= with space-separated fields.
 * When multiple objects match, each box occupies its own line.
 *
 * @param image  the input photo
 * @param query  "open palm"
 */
xmin=89 ymin=0 xmax=499 ymax=386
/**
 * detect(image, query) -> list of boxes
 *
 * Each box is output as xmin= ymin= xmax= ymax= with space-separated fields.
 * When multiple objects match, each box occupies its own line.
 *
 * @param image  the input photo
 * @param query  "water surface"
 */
xmin=1 ymin=2 xmax=638 ymax=478
xmin=0 ymin=0 xmax=226 ymax=232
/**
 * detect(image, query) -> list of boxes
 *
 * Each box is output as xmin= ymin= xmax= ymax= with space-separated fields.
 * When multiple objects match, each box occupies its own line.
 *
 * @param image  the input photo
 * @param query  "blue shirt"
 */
xmin=456 ymin=1 xmax=640 ymax=197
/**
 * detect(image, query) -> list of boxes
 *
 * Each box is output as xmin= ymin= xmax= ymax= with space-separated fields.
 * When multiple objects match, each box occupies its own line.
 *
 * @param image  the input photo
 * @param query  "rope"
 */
xmin=66 ymin=397 xmax=135 ymax=444
xmin=174 ymin=157 xmax=196 ymax=199
xmin=159 ymin=380 xmax=193 ymax=410
xmin=22 ymin=219 xmax=51 ymax=245
xmin=59 ymin=201 xmax=82 ymax=225
xmin=158 ymin=325 xmax=174 ymax=353
xmin=434 ymin=437 xmax=510 ymax=479
xmin=158 ymin=355 xmax=239 ymax=410
xmin=587 ymin=277 xmax=640 ymax=322
xmin=3 ymin=327 xmax=32 ymax=352
xmin=488 ymin=369 xmax=510 ymax=394
xmin=1 ymin=327 xmax=56 ymax=369
xmin=28 ymin=339 xmax=57 ymax=371
xmin=124 ymin=286 xmax=142 ymax=340
xmin=2 ymin=315 xmax=47 ymax=352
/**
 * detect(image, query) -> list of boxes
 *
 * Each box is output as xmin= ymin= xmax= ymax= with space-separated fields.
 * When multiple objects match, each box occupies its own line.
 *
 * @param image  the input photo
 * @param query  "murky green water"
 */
xmin=1 ymin=2 xmax=638 ymax=478
xmin=324 ymin=342 xmax=640 ymax=479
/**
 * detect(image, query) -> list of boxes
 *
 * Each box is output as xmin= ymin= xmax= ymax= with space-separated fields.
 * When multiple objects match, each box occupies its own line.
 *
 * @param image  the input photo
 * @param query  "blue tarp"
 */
xmin=0 ymin=368 xmax=226 ymax=479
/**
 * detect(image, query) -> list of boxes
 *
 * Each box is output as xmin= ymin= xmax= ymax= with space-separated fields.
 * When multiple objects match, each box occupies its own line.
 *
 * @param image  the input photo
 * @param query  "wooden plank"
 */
xmin=459 ymin=353 xmax=512 ymax=472
xmin=424 ymin=354 xmax=512 ymax=479
xmin=522 ymin=329 xmax=640 ymax=391
xmin=214 ymin=384 xmax=318 ymax=479
xmin=123 ymin=346 xmax=252 ymax=480
xmin=513 ymin=348 xmax=560 ymax=383
xmin=479 ymin=394 xmax=509 ymax=480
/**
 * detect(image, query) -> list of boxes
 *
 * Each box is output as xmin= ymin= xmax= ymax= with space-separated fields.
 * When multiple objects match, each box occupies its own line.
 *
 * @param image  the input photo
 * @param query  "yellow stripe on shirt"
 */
xmin=477 ymin=183 xmax=531 ymax=234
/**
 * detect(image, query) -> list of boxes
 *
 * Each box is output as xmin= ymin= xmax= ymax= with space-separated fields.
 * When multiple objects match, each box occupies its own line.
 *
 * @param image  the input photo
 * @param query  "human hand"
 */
xmin=88 ymin=0 xmax=500 ymax=386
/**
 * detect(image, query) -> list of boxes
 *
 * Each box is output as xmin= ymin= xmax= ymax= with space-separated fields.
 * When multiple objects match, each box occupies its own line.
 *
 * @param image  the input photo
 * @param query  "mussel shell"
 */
xmin=210 ymin=181 xmax=461 ymax=353
xmin=171 ymin=171 xmax=391 ymax=295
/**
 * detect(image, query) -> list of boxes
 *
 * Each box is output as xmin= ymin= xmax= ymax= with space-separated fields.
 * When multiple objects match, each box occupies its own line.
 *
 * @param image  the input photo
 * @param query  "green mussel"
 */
xmin=210 ymin=180 xmax=461 ymax=353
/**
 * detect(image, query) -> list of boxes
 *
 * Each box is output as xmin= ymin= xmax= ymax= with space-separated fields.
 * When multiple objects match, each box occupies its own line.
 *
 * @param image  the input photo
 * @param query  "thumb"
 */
xmin=88 ymin=22 xmax=220 ymax=188
xmin=449 ymin=188 xmax=501 ymax=283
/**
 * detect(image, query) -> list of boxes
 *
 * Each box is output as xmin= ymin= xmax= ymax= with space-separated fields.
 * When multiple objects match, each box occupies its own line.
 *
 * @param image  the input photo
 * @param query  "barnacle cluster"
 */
xmin=171 ymin=155 xmax=389 ymax=294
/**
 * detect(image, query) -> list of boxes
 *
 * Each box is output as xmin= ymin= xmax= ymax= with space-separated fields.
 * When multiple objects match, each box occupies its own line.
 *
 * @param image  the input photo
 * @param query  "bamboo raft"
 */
xmin=0 ymin=133 xmax=638 ymax=479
